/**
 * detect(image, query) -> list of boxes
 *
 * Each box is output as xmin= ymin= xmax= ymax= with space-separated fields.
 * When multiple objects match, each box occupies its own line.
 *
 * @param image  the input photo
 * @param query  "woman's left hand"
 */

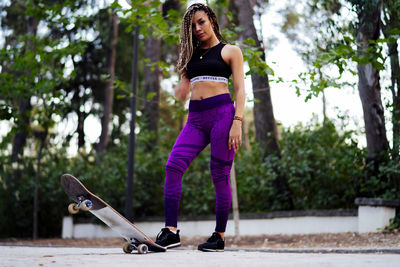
xmin=228 ymin=120 xmax=242 ymax=151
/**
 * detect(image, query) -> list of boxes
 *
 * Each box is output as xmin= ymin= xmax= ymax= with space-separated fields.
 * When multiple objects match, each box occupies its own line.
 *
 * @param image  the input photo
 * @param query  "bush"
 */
xmin=0 ymin=147 xmax=71 ymax=238
xmin=1 ymin=118 xmax=398 ymax=238
xmin=235 ymin=120 xmax=366 ymax=212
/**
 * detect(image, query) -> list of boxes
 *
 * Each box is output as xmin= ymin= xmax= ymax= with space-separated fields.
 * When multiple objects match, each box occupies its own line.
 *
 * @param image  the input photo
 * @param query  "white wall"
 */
xmin=62 ymin=215 xmax=358 ymax=239
xmin=62 ymin=204 xmax=398 ymax=239
xmin=358 ymin=206 xmax=396 ymax=233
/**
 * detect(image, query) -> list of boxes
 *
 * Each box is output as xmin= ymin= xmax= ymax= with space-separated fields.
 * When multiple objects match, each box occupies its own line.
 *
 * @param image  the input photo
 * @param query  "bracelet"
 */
xmin=233 ymin=115 xmax=243 ymax=121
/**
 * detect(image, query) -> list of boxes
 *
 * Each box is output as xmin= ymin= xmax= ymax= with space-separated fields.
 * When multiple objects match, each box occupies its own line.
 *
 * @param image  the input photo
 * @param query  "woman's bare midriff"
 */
xmin=190 ymin=81 xmax=229 ymax=100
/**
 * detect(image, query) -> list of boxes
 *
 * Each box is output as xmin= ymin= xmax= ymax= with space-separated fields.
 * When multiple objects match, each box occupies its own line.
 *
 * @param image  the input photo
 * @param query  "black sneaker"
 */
xmin=198 ymin=232 xmax=225 ymax=252
xmin=155 ymin=228 xmax=181 ymax=249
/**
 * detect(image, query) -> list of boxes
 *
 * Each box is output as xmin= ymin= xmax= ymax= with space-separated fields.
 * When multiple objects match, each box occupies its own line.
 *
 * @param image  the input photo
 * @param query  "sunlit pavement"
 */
xmin=1 ymin=246 xmax=399 ymax=267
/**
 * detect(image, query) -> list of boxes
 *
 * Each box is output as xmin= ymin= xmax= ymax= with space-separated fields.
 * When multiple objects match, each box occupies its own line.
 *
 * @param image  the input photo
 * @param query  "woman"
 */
xmin=155 ymin=3 xmax=245 ymax=252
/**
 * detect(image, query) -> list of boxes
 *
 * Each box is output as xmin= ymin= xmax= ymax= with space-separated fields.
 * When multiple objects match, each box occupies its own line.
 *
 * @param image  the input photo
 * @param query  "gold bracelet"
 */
xmin=233 ymin=115 xmax=243 ymax=121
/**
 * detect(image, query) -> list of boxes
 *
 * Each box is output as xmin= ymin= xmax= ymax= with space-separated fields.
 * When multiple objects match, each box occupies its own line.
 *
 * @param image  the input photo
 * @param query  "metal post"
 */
xmin=230 ymin=160 xmax=240 ymax=238
xmin=125 ymin=25 xmax=139 ymax=222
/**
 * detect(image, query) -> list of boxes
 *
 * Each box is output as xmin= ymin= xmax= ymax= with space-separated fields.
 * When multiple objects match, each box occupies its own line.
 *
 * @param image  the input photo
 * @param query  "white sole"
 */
xmin=166 ymin=242 xmax=181 ymax=249
xmin=199 ymin=248 xmax=224 ymax=252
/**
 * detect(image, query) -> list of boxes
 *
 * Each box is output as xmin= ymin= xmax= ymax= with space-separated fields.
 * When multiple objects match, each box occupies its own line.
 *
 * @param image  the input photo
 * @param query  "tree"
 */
xmin=382 ymin=0 xmax=400 ymax=159
xmin=143 ymin=31 xmax=161 ymax=148
xmin=282 ymin=0 xmax=392 ymax=189
xmin=98 ymin=10 xmax=118 ymax=153
xmin=231 ymin=0 xmax=280 ymax=157
xmin=231 ymin=0 xmax=294 ymax=209
xmin=280 ymin=0 xmax=346 ymax=123
xmin=351 ymin=0 xmax=389 ymax=166
xmin=1 ymin=0 xmax=90 ymax=238
xmin=1 ymin=2 xmax=38 ymax=163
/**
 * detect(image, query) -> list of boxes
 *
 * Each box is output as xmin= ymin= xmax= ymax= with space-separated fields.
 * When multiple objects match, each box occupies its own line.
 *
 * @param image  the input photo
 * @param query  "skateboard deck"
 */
xmin=60 ymin=173 xmax=166 ymax=253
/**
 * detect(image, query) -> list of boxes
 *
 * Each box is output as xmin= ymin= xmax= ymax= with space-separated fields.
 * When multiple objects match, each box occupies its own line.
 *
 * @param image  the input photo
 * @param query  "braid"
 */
xmin=177 ymin=3 xmax=225 ymax=76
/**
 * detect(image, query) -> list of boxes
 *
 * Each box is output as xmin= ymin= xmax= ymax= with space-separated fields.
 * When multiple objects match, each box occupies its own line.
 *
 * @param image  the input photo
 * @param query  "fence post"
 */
xmin=230 ymin=160 xmax=240 ymax=239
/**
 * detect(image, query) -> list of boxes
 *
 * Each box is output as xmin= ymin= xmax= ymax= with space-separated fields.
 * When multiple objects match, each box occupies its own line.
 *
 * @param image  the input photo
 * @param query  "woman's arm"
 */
xmin=174 ymin=74 xmax=191 ymax=101
xmin=229 ymin=45 xmax=245 ymax=119
xmin=225 ymin=45 xmax=245 ymax=151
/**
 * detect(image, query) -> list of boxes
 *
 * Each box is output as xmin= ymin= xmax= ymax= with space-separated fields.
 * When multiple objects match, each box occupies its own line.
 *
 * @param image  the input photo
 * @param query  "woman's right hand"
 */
xmin=174 ymin=75 xmax=190 ymax=101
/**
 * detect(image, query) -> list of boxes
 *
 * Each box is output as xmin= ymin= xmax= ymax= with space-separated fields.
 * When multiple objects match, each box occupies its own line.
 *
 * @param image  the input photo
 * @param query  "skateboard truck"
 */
xmin=123 ymin=238 xmax=149 ymax=254
xmin=68 ymin=196 xmax=93 ymax=214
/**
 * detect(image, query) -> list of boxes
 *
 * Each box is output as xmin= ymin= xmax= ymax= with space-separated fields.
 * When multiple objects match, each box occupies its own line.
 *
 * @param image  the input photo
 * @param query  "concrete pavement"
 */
xmin=1 ymin=246 xmax=400 ymax=267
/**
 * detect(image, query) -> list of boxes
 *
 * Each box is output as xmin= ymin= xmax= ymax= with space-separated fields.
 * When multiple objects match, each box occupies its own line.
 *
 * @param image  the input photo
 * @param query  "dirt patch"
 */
xmin=1 ymin=232 xmax=399 ymax=249
xmin=224 ymin=232 xmax=400 ymax=249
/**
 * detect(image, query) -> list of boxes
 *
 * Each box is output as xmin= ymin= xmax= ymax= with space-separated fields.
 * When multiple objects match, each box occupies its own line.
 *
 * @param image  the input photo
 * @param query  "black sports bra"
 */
xmin=186 ymin=42 xmax=232 ymax=84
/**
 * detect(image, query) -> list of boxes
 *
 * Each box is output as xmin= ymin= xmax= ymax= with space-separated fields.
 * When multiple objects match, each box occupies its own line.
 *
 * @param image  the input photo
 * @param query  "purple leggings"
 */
xmin=164 ymin=93 xmax=235 ymax=232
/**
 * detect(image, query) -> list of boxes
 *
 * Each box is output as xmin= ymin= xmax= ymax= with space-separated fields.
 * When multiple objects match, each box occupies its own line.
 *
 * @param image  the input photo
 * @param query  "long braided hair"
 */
xmin=177 ymin=3 xmax=224 ymax=77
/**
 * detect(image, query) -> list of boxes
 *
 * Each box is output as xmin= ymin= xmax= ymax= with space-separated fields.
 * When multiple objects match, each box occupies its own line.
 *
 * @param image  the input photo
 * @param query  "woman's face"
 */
xmin=192 ymin=10 xmax=214 ymax=42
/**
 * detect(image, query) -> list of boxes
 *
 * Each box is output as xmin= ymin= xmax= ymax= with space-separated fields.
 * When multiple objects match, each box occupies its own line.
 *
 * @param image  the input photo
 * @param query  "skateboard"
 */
xmin=60 ymin=173 xmax=166 ymax=254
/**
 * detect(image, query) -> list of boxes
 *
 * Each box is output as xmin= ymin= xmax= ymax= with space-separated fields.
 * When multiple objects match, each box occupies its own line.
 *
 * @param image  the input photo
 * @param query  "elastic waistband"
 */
xmin=190 ymin=76 xmax=229 ymax=84
xmin=189 ymin=93 xmax=233 ymax=112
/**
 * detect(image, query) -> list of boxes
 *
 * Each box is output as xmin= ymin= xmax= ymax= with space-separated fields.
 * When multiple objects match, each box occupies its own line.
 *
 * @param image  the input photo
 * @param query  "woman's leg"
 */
xmin=164 ymin=121 xmax=209 ymax=228
xmin=209 ymin=104 xmax=236 ymax=235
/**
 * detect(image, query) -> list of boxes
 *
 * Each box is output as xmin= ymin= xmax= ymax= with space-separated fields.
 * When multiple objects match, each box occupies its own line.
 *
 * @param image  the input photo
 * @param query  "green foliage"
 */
xmin=2 ymin=0 xmax=399 ymax=240
xmin=118 ymin=0 xmax=180 ymax=44
xmin=281 ymin=120 xmax=366 ymax=209
xmin=361 ymin=154 xmax=400 ymax=199
xmin=1 ymin=113 xmax=399 ymax=238
xmin=382 ymin=216 xmax=400 ymax=233
xmin=242 ymin=38 xmax=274 ymax=77
xmin=347 ymin=0 xmax=381 ymax=17
xmin=0 ymin=147 xmax=71 ymax=238
xmin=292 ymin=0 xmax=392 ymax=99
xmin=236 ymin=119 xmax=365 ymax=212
xmin=235 ymin=118 xmax=400 ymax=213
xmin=0 ymin=0 xmax=89 ymax=142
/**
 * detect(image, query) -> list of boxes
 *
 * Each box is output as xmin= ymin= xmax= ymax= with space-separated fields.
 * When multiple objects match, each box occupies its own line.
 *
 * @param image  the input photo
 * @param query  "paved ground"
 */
xmin=1 ymin=246 xmax=400 ymax=267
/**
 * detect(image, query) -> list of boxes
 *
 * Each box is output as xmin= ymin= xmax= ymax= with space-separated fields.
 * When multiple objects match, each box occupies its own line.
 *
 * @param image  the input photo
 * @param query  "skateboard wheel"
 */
xmin=123 ymin=242 xmax=133 ymax=254
xmin=137 ymin=244 xmax=148 ymax=254
xmin=81 ymin=200 xmax=92 ymax=211
xmin=68 ymin=203 xmax=79 ymax=214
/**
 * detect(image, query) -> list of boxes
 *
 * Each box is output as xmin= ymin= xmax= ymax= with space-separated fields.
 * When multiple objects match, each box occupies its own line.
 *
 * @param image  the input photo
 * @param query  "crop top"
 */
xmin=186 ymin=42 xmax=232 ymax=84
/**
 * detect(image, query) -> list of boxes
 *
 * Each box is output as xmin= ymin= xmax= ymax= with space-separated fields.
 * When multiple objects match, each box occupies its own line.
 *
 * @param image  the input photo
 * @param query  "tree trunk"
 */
xmin=98 ymin=12 xmax=118 ymax=153
xmin=162 ymin=0 xmax=184 ymax=133
xmin=232 ymin=0 xmax=293 ymax=209
xmin=77 ymin=107 xmax=86 ymax=148
xmin=33 ymin=130 xmax=47 ymax=240
xmin=11 ymin=98 xmax=31 ymax=162
xmin=231 ymin=0 xmax=279 ymax=157
xmin=69 ymin=54 xmax=87 ymax=149
xmin=382 ymin=2 xmax=400 ymax=158
xmin=322 ymin=91 xmax=327 ymax=123
xmin=216 ymin=0 xmax=230 ymax=29
xmin=388 ymin=41 xmax=400 ymax=158
xmin=356 ymin=1 xmax=389 ymax=164
xmin=318 ymin=69 xmax=328 ymax=123
xmin=11 ymin=16 xmax=37 ymax=162
xmin=143 ymin=35 xmax=161 ymax=147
